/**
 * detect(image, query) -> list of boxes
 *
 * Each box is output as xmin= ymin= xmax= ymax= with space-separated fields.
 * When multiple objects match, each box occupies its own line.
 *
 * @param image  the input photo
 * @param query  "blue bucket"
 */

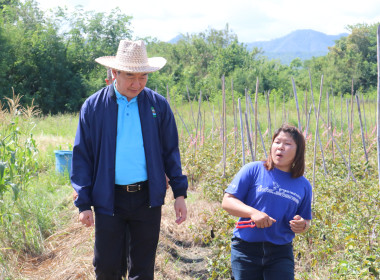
xmin=54 ymin=150 xmax=73 ymax=176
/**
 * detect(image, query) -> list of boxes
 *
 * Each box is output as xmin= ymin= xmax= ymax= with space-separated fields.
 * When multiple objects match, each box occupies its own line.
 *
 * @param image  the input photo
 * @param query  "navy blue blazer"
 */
xmin=71 ymin=85 xmax=188 ymax=215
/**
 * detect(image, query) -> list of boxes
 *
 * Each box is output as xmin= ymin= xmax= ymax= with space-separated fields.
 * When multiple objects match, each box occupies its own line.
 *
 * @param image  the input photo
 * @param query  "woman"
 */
xmin=222 ymin=124 xmax=312 ymax=280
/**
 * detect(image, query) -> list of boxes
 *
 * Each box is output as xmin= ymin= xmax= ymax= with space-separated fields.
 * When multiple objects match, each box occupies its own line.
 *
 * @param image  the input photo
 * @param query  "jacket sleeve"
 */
xmin=71 ymin=101 xmax=94 ymax=212
xmin=160 ymin=99 xmax=188 ymax=199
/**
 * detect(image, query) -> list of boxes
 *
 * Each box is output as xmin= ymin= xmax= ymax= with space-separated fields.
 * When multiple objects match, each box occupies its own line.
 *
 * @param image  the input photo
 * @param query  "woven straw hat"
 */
xmin=95 ymin=40 xmax=166 ymax=73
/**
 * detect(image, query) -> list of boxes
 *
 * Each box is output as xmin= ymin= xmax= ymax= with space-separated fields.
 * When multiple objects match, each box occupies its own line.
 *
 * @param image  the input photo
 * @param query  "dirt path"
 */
xmin=18 ymin=192 xmax=217 ymax=280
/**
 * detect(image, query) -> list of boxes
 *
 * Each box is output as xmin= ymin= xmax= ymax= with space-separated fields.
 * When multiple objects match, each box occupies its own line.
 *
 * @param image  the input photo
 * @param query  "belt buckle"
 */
xmin=126 ymin=184 xmax=140 ymax=192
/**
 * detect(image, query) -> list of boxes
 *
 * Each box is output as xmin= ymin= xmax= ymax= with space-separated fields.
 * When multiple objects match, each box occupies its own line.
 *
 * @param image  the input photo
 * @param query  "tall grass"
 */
xmin=0 ymin=94 xmax=75 ymax=279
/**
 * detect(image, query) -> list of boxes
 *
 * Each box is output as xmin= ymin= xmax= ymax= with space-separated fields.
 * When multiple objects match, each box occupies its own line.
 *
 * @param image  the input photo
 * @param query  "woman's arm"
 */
xmin=222 ymin=193 xmax=276 ymax=228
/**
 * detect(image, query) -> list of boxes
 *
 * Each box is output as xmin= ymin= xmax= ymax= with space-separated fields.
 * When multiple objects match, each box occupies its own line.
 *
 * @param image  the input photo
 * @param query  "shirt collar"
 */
xmin=113 ymin=81 xmax=138 ymax=103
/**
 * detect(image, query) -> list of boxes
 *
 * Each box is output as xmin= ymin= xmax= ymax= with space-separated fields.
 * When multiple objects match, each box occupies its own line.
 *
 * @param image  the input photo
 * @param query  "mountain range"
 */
xmin=246 ymin=29 xmax=348 ymax=64
xmin=169 ymin=29 xmax=349 ymax=65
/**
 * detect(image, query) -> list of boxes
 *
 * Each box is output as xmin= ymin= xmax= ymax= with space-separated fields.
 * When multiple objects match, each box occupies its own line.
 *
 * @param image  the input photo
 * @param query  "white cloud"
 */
xmin=36 ymin=0 xmax=380 ymax=42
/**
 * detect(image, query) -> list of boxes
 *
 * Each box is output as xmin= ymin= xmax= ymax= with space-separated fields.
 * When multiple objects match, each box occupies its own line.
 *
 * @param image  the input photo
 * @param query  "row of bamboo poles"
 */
xmin=169 ymin=24 xmax=380 ymax=188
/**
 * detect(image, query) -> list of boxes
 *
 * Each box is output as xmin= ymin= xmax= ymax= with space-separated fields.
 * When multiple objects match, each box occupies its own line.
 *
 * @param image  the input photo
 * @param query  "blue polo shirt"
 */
xmin=114 ymin=83 xmax=148 ymax=184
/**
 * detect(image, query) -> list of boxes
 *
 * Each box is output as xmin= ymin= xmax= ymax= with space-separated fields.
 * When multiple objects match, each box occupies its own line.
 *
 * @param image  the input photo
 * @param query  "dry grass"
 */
xmin=18 ymin=205 xmax=95 ymax=280
xmin=17 ymin=190 xmax=219 ymax=280
xmin=34 ymin=135 xmax=73 ymax=153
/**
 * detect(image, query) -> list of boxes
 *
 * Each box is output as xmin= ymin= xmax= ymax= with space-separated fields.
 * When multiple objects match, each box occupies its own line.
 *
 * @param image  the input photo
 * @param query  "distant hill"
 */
xmin=168 ymin=29 xmax=349 ymax=65
xmin=246 ymin=29 xmax=348 ymax=64
xmin=168 ymin=34 xmax=183 ymax=44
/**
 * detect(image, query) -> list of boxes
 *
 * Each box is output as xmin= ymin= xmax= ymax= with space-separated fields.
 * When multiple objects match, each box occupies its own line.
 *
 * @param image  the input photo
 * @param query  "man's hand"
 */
xmin=174 ymin=196 xmax=187 ymax=225
xmin=79 ymin=210 xmax=94 ymax=227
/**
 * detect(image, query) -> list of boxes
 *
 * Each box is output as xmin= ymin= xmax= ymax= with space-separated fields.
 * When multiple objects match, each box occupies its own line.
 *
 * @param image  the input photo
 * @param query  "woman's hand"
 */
xmin=290 ymin=215 xmax=310 ymax=233
xmin=251 ymin=211 xmax=276 ymax=228
xmin=222 ymin=193 xmax=276 ymax=228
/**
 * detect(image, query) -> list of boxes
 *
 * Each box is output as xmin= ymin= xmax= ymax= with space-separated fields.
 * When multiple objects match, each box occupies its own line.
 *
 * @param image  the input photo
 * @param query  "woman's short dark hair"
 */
xmin=263 ymin=124 xmax=306 ymax=178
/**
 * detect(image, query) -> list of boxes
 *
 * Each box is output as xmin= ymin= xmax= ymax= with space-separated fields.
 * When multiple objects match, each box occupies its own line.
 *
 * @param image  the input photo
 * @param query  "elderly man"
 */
xmin=71 ymin=40 xmax=188 ymax=280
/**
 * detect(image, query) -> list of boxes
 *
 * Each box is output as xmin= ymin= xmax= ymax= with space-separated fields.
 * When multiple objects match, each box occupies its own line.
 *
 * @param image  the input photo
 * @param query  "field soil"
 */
xmin=17 ymin=190 xmax=218 ymax=280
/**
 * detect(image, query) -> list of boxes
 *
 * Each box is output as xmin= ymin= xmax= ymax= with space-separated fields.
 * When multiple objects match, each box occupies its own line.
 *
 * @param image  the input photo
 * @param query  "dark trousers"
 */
xmin=231 ymin=237 xmax=294 ymax=280
xmin=94 ymin=187 xmax=162 ymax=280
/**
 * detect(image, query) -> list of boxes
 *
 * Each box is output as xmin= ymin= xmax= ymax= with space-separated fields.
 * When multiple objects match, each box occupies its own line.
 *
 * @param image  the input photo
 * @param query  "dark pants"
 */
xmin=94 ymin=186 xmax=162 ymax=280
xmin=230 ymin=237 xmax=294 ymax=280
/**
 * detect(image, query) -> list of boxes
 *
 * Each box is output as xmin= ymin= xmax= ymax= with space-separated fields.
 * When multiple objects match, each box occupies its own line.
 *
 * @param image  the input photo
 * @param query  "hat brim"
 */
xmin=95 ymin=56 xmax=167 ymax=73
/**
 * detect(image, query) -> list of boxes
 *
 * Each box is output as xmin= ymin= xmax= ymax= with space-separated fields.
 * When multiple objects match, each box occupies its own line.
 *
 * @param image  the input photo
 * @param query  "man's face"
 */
xmin=112 ymin=70 xmax=148 ymax=101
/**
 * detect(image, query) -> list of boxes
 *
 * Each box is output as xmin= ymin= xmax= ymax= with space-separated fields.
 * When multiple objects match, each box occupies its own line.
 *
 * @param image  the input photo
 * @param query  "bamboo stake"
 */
xmin=313 ymin=75 xmax=324 ymax=192
xmin=212 ymin=104 xmax=215 ymax=141
xmin=231 ymin=79 xmax=237 ymax=153
xmin=166 ymin=84 xmax=170 ymax=105
xmin=248 ymin=95 xmax=268 ymax=158
xmin=266 ymin=91 xmax=272 ymax=137
xmin=309 ymin=70 xmax=328 ymax=175
xmin=327 ymin=123 xmax=356 ymax=182
xmin=341 ymin=93 xmax=343 ymax=138
xmin=282 ymin=91 xmax=286 ymax=124
xmin=194 ymin=90 xmax=202 ymax=151
xmin=222 ymin=75 xmax=226 ymax=177
xmin=254 ymin=77 xmax=259 ymax=160
xmin=203 ymin=109 xmax=206 ymax=144
xmin=273 ymin=93 xmax=276 ymax=130
xmin=330 ymin=111 xmax=335 ymax=161
xmin=245 ymin=89 xmax=252 ymax=138
xmin=304 ymin=105 xmax=313 ymax=141
xmin=238 ymin=98 xmax=245 ymax=166
xmin=361 ymin=94 xmax=368 ymax=142
xmin=327 ymin=90 xmax=330 ymax=149
xmin=377 ymin=24 xmax=380 ymax=187
xmin=291 ymin=77 xmax=302 ymax=131
xmin=186 ymin=85 xmax=196 ymax=129
xmin=172 ymin=103 xmax=192 ymax=141
xmin=356 ymin=94 xmax=369 ymax=164
xmin=245 ymin=112 xmax=254 ymax=162
xmin=304 ymin=90 xmax=308 ymax=131
xmin=348 ymin=79 xmax=354 ymax=181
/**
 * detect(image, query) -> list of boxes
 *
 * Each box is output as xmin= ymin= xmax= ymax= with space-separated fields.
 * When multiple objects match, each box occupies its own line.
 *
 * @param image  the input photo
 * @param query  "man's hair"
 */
xmin=263 ymin=124 xmax=305 ymax=178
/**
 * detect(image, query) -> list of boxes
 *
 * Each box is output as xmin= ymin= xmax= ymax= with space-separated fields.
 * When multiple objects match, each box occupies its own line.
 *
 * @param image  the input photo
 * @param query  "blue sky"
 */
xmin=36 ymin=0 xmax=380 ymax=42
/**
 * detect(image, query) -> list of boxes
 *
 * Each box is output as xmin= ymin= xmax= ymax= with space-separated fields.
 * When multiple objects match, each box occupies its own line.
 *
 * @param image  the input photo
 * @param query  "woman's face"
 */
xmin=271 ymin=131 xmax=297 ymax=172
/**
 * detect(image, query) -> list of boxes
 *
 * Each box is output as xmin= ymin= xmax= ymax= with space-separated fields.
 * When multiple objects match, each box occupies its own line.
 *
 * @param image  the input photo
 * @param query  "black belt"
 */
xmin=115 ymin=181 xmax=148 ymax=192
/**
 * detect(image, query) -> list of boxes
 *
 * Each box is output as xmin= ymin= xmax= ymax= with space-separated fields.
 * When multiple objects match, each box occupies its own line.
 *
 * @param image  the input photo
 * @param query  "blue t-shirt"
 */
xmin=225 ymin=161 xmax=312 ymax=245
